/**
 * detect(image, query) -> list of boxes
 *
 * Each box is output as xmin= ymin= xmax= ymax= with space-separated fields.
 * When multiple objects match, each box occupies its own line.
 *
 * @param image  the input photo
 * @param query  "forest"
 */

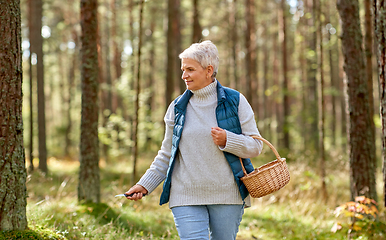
xmin=1 ymin=0 xmax=386 ymax=239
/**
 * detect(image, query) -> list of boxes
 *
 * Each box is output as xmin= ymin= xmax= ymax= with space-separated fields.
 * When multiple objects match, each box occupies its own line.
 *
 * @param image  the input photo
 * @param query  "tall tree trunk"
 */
xmin=101 ymin=0 xmax=112 ymax=163
xmin=28 ymin=0 xmax=34 ymax=171
xmin=132 ymin=0 xmax=144 ymax=183
xmin=339 ymin=48 xmax=347 ymax=149
xmin=111 ymin=0 xmax=124 ymax=151
xmin=273 ymin=30 xmax=282 ymax=146
xmin=262 ymin=21 xmax=272 ymax=138
xmin=65 ymin=30 xmax=78 ymax=158
xmin=279 ymin=0 xmax=290 ymax=149
xmin=229 ymin=0 xmax=239 ymax=89
xmin=128 ymin=0 xmax=135 ymax=92
xmin=165 ymin=0 xmax=174 ymax=109
xmin=111 ymin=0 xmax=122 ymax=113
xmin=364 ymin=0 xmax=376 ymax=153
xmin=127 ymin=0 xmax=135 ymax=155
xmin=102 ymin=0 xmax=112 ymax=115
xmin=175 ymin=0 xmax=184 ymax=95
xmin=299 ymin=16 xmax=308 ymax=151
xmin=316 ymin=0 xmax=327 ymax=202
xmin=305 ymin=0 xmax=319 ymax=152
xmin=78 ymin=0 xmax=100 ymax=203
xmin=245 ymin=0 xmax=257 ymax=107
xmin=0 ymin=0 xmax=28 ymax=230
xmin=326 ymin=1 xmax=338 ymax=146
xmin=145 ymin=4 xmax=156 ymax=149
xmin=31 ymin=0 xmax=47 ymax=174
xmin=337 ymin=0 xmax=377 ymax=201
xmin=58 ymin=47 xmax=66 ymax=156
xmin=166 ymin=0 xmax=180 ymax=109
xmin=374 ymin=0 xmax=386 ymax=206
xmin=192 ymin=0 xmax=202 ymax=43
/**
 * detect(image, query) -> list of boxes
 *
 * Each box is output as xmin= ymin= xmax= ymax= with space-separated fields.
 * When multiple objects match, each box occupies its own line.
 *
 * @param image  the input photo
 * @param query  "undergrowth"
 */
xmin=0 ymin=226 xmax=65 ymax=240
xmin=20 ymin=151 xmax=385 ymax=240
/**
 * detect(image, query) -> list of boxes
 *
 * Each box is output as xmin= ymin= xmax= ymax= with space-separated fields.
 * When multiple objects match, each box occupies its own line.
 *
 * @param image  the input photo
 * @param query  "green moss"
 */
xmin=0 ymin=225 xmax=66 ymax=240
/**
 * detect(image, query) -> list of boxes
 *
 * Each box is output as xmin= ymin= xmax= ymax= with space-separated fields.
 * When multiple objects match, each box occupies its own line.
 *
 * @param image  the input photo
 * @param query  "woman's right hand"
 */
xmin=125 ymin=184 xmax=148 ymax=201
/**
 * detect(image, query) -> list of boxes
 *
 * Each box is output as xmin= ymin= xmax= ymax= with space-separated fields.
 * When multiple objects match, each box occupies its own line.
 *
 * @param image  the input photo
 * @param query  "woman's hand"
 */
xmin=125 ymin=184 xmax=148 ymax=201
xmin=211 ymin=127 xmax=227 ymax=148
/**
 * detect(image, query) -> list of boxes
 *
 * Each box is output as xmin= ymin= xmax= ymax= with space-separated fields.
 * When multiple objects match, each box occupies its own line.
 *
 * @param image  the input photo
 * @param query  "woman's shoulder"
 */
xmin=221 ymin=86 xmax=242 ymax=105
xmin=222 ymin=86 xmax=251 ymax=109
xmin=222 ymin=86 xmax=240 ymax=96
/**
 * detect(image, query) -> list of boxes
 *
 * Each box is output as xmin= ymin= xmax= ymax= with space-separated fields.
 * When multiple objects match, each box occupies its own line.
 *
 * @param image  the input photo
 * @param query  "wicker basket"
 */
xmin=240 ymin=136 xmax=290 ymax=198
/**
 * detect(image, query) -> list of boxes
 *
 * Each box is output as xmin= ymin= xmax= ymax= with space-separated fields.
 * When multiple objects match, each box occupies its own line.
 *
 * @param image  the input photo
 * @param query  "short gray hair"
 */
xmin=179 ymin=40 xmax=219 ymax=78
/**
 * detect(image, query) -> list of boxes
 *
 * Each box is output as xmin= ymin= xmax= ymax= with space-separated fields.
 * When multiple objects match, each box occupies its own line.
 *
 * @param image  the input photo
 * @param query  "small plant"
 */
xmin=331 ymin=196 xmax=380 ymax=239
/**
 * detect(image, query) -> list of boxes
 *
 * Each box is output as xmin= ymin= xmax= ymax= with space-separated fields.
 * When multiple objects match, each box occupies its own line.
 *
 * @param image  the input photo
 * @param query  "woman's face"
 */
xmin=181 ymin=58 xmax=213 ymax=91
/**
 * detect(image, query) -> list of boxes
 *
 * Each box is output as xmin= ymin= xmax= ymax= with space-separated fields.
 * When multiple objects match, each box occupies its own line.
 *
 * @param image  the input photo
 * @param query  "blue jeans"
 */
xmin=171 ymin=204 xmax=244 ymax=240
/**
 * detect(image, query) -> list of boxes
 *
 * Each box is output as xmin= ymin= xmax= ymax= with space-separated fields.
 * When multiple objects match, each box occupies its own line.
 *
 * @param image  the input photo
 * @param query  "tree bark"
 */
xmin=364 ymin=0 xmax=376 ymax=153
xmin=175 ymin=0 xmax=183 ymax=94
xmin=132 ymin=0 xmax=144 ymax=184
xmin=316 ymin=0 xmax=327 ymax=202
xmin=273 ymin=29 xmax=282 ymax=146
xmin=111 ymin=0 xmax=124 ymax=151
xmin=145 ymin=4 xmax=157 ymax=149
xmin=31 ymin=0 xmax=47 ymax=174
xmin=339 ymin=47 xmax=347 ymax=149
xmin=299 ymin=15 xmax=308 ymax=151
xmin=326 ymin=2 xmax=338 ymax=146
xmin=65 ymin=30 xmax=78 ymax=158
xmin=337 ymin=0 xmax=377 ymax=201
xmin=373 ymin=0 xmax=386 ymax=206
xmin=166 ymin=0 xmax=180 ymax=109
xmin=28 ymin=0 xmax=34 ymax=171
xmin=111 ymin=0 xmax=122 ymax=113
xmin=0 ymin=0 xmax=28 ymax=230
xmin=229 ymin=0 xmax=239 ymax=89
xmin=262 ymin=22 xmax=272 ymax=138
xmin=101 ymin=0 xmax=112 ymax=163
xmin=279 ymin=0 xmax=290 ymax=149
xmin=245 ymin=0 xmax=257 ymax=107
xmin=127 ymin=0 xmax=135 ymax=156
xmin=192 ymin=0 xmax=202 ymax=43
xmin=78 ymin=0 xmax=100 ymax=203
xmin=305 ymin=0 xmax=319 ymax=152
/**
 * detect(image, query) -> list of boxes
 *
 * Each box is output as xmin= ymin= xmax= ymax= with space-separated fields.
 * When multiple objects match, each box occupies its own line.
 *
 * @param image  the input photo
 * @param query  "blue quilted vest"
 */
xmin=159 ymin=81 xmax=255 ymax=205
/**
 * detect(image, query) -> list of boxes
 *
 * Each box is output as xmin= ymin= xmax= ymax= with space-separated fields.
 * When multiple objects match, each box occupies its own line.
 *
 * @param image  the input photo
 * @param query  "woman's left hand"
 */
xmin=211 ymin=127 xmax=227 ymax=147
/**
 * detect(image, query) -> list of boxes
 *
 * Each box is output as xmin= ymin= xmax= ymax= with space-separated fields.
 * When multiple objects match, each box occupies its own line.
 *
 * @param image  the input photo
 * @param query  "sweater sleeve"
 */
xmin=136 ymin=101 xmax=175 ymax=194
xmin=219 ymin=93 xmax=263 ymax=158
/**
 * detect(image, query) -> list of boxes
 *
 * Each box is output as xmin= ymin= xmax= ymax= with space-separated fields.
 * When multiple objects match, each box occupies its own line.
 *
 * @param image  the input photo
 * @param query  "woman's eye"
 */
xmin=182 ymin=68 xmax=194 ymax=72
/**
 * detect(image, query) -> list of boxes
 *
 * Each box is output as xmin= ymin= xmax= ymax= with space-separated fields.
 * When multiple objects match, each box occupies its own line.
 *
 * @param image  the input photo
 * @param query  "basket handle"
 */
xmin=239 ymin=135 xmax=284 ymax=176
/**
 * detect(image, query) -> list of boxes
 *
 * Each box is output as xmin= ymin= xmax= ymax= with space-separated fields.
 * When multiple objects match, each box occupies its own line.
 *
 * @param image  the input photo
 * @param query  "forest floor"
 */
xmin=23 ymin=151 xmax=386 ymax=240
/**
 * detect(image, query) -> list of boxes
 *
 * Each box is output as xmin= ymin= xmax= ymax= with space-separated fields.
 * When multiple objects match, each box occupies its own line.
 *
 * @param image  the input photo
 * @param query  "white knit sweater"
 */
xmin=137 ymin=80 xmax=263 ymax=208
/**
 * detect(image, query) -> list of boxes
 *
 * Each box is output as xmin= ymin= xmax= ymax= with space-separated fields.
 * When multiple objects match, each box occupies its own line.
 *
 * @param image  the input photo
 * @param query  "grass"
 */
xmin=7 ymin=151 xmax=385 ymax=240
xmin=24 ymin=156 xmax=178 ymax=240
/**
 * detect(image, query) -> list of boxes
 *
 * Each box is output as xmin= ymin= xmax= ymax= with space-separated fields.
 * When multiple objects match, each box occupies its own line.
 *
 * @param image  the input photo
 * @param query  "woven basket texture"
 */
xmin=240 ymin=136 xmax=290 ymax=198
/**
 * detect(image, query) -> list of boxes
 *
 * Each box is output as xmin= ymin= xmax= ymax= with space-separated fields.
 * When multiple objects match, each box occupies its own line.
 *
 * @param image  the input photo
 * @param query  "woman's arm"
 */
xmin=131 ymin=101 xmax=175 ymax=196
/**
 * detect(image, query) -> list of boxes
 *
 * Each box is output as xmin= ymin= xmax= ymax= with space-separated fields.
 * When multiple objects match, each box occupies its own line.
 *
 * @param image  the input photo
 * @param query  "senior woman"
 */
xmin=125 ymin=40 xmax=263 ymax=240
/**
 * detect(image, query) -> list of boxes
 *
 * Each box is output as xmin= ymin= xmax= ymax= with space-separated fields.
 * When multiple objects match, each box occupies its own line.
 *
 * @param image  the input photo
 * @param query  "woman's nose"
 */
xmin=182 ymin=71 xmax=187 ymax=79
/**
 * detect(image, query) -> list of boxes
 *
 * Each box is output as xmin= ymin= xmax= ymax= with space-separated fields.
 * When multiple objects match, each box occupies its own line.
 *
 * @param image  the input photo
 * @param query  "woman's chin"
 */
xmin=185 ymin=84 xmax=196 ymax=90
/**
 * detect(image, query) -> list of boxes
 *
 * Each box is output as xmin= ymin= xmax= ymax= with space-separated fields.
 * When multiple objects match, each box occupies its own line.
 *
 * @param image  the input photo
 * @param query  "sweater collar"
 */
xmin=190 ymin=80 xmax=217 ymax=102
xmin=175 ymin=79 xmax=224 ymax=112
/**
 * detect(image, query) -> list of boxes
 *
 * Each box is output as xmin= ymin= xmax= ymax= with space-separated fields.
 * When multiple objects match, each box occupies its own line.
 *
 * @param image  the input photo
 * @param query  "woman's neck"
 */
xmin=190 ymin=80 xmax=217 ymax=102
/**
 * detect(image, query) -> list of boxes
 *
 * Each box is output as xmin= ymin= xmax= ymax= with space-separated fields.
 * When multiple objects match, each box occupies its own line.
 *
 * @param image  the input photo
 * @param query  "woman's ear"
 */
xmin=207 ymin=65 xmax=214 ymax=78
